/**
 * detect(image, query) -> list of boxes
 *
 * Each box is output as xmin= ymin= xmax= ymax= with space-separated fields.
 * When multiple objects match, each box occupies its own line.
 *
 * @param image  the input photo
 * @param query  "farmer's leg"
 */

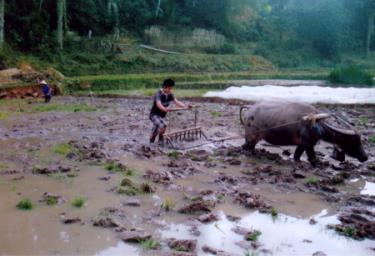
xmin=157 ymin=117 xmax=167 ymax=142
xmin=150 ymin=115 xmax=160 ymax=143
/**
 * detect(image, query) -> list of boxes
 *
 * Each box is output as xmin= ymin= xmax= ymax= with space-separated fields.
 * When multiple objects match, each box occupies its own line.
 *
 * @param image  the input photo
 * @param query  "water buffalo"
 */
xmin=240 ymin=102 xmax=368 ymax=166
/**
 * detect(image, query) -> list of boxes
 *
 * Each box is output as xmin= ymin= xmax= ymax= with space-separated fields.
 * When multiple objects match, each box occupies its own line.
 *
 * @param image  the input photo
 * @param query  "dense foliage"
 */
xmin=0 ymin=0 xmax=374 ymax=73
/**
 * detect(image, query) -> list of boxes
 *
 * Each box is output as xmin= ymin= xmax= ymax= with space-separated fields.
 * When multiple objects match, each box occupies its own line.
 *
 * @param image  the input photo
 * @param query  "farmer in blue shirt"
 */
xmin=149 ymin=78 xmax=191 ymax=144
xmin=39 ymin=79 xmax=52 ymax=103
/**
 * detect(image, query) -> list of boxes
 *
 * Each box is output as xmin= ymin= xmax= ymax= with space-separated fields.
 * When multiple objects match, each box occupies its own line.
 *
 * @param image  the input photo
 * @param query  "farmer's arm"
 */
xmin=156 ymin=100 xmax=169 ymax=112
xmin=173 ymin=98 xmax=190 ymax=108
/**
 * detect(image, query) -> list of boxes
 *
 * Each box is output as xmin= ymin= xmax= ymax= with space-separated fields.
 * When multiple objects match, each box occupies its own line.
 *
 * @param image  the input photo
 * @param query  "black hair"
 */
xmin=162 ymin=78 xmax=175 ymax=88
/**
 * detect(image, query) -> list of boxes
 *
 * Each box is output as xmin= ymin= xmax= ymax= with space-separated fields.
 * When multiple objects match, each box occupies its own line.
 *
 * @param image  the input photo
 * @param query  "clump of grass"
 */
xmin=17 ymin=198 xmax=33 ymax=210
xmin=46 ymin=196 xmax=58 ymax=206
xmin=53 ymin=143 xmax=73 ymax=156
xmin=210 ymin=111 xmax=221 ymax=117
xmin=104 ymin=162 xmax=127 ymax=173
xmin=245 ymin=230 xmax=262 ymax=241
xmin=0 ymin=111 xmax=10 ymax=120
xmin=306 ymin=177 xmax=319 ymax=185
xmin=271 ymin=207 xmax=278 ymax=218
xmin=0 ymin=161 xmax=7 ymax=170
xmin=358 ymin=117 xmax=369 ymax=125
xmin=71 ymin=197 xmax=85 ymax=208
xmin=217 ymin=194 xmax=225 ymax=201
xmin=369 ymin=135 xmax=375 ymax=144
xmin=125 ymin=168 xmax=135 ymax=176
xmin=117 ymin=186 xmax=139 ymax=196
xmin=167 ymin=150 xmax=181 ymax=159
xmin=329 ymin=65 xmax=373 ymax=86
xmin=120 ymin=177 xmax=134 ymax=187
xmin=33 ymin=103 xmax=97 ymax=112
xmin=161 ymin=197 xmax=175 ymax=212
xmin=140 ymin=239 xmax=160 ymax=250
xmin=334 ymin=225 xmax=359 ymax=239
xmin=140 ymin=182 xmax=154 ymax=194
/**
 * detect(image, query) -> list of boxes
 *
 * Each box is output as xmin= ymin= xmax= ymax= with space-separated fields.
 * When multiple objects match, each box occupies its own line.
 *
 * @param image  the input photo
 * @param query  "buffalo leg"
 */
xmin=293 ymin=145 xmax=305 ymax=161
xmin=305 ymin=147 xmax=317 ymax=167
xmin=242 ymin=140 xmax=256 ymax=151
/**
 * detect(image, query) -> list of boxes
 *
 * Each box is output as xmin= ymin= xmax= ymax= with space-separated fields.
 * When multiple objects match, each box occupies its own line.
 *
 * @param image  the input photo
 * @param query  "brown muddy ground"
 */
xmin=0 ymin=96 xmax=374 ymax=255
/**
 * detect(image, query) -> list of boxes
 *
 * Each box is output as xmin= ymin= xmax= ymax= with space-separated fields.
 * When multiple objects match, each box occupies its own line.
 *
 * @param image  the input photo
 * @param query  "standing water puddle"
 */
xmin=361 ymin=182 xmax=375 ymax=196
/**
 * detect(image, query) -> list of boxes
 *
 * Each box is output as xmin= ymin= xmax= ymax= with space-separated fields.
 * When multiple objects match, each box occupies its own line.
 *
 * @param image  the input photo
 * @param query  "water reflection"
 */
xmin=159 ymin=211 xmax=374 ymax=255
xmin=361 ymin=182 xmax=375 ymax=196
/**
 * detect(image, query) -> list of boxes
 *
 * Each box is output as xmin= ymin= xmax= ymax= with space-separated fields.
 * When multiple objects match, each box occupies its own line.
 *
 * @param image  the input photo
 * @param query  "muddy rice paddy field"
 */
xmin=0 ymin=96 xmax=374 ymax=255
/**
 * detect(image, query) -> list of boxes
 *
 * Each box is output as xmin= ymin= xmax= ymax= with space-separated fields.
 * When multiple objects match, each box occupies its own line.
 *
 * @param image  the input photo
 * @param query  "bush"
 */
xmin=329 ymin=65 xmax=374 ymax=86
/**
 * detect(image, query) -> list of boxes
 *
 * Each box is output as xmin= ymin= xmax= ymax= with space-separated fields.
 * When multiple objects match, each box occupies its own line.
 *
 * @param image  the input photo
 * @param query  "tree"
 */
xmin=57 ymin=0 xmax=66 ymax=50
xmin=0 ymin=0 xmax=4 ymax=50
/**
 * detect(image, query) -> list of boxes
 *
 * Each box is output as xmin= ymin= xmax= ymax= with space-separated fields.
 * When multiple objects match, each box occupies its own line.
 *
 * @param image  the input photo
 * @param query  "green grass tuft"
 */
xmin=33 ymin=103 xmax=97 ymax=112
xmin=306 ymin=177 xmax=319 ymax=185
xmin=161 ymin=197 xmax=175 ymax=212
xmin=167 ymin=150 xmax=182 ymax=159
xmin=104 ymin=162 xmax=127 ymax=173
xmin=53 ymin=143 xmax=73 ymax=156
xmin=210 ymin=111 xmax=221 ymax=117
xmin=17 ymin=198 xmax=33 ymax=210
xmin=369 ymin=135 xmax=375 ymax=144
xmin=71 ymin=197 xmax=85 ymax=208
xmin=245 ymin=230 xmax=262 ymax=241
xmin=271 ymin=207 xmax=278 ymax=217
xmin=139 ymin=239 xmax=160 ymax=250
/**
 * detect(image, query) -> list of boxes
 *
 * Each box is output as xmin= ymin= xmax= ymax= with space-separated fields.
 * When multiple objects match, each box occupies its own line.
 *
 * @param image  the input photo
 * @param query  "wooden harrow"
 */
xmin=163 ymin=107 xmax=207 ymax=148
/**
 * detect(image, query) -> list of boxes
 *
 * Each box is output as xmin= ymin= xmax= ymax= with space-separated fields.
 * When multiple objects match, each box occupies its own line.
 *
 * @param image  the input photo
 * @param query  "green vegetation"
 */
xmin=139 ymin=239 xmax=160 ymax=250
xmin=71 ymin=197 xmax=85 ymax=208
xmin=306 ymin=177 xmax=319 ymax=185
xmin=161 ymin=197 xmax=175 ymax=212
xmin=358 ymin=117 xmax=369 ymax=125
xmin=53 ymin=143 xmax=74 ymax=156
xmin=45 ymin=196 xmax=58 ymax=206
xmin=120 ymin=178 xmax=134 ymax=187
xmin=329 ymin=66 xmax=374 ymax=86
xmin=0 ymin=162 xmax=7 ymax=170
xmin=104 ymin=162 xmax=127 ymax=173
xmin=17 ymin=198 xmax=33 ymax=210
xmin=369 ymin=135 xmax=375 ymax=144
xmin=33 ymin=103 xmax=97 ymax=112
xmin=0 ymin=111 xmax=10 ymax=120
xmin=245 ymin=230 xmax=262 ymax=241
xmin=167 ymin=150 xmax=182 ymax=159
xmin=118 ymin=178 xmax=140 ymax=196
xmin=271 ymin=207 xmax=278 ymax=218
xmin=335 ymin=226 xmax=359 ymax=239
xmin=140 ymin=182 xmax=154 ymax=194
xmin=210 ymin=111 xmax=221 ymax=118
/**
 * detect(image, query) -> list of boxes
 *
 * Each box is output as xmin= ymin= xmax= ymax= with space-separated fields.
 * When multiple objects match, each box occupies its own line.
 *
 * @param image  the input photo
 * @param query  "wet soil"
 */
xmin=0 ymin=96 xmax=374 ymax=255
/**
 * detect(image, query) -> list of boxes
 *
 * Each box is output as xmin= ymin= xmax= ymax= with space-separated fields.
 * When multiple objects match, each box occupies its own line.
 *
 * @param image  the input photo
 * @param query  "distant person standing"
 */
xmin=39 ymin=79 xmax=52 ymax=103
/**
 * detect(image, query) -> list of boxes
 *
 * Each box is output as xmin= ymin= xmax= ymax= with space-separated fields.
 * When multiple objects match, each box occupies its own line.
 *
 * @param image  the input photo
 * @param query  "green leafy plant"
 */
xmin=71 ymin=197 xmax=85 ymax=208
xmin=369 ymin=135 xmax=375 ymax=144
xmin=306 ymin=177 xmax=319 ymax=185
xmin=245 ymin=230 xmax=262 ymax=241
xmin=53 ymin=143 xmax=74 ymax=156
xmin=167 ymin=150 xmax=181 ymax=159
xmin=140 ymin=239 xmax=160 ymax=250
xmin=271 ymin=207 xmax=278 ymax=218
xmin=161 ymin=197 xmax=175 ymax=212
xmin=17 ymin=198 xmax=33 ymax=210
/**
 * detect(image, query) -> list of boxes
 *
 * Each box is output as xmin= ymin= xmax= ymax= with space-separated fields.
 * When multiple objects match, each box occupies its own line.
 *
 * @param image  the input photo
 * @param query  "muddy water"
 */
xmin=0 ymin=97 xmax=374 ymax=255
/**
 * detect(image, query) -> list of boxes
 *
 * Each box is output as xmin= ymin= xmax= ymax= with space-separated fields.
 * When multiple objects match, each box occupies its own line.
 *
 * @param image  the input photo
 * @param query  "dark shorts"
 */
xmin=150 ymin=114 xmax=167 ymax=134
